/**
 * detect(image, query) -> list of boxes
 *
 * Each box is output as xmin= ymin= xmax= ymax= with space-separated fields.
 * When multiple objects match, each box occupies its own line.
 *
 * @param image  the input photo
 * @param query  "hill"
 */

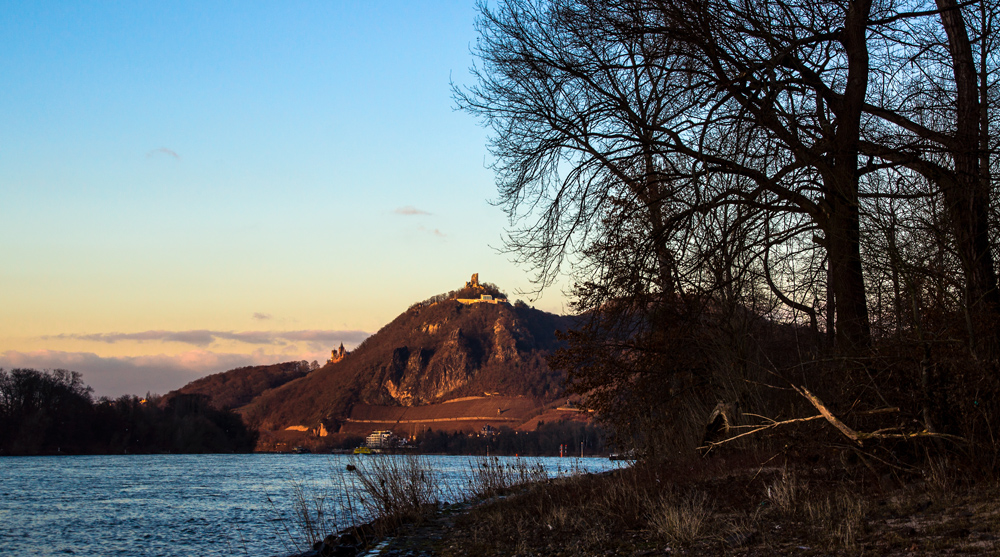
xmin=239 ymin=295 xmax=575 ymax=434
xmin=162 ymin=360 xmax=315 ymax=410
xmin=175 ymin=276 xmax=582 ymax=449
xmin=164 ymin=276 xmax=584 ymax=450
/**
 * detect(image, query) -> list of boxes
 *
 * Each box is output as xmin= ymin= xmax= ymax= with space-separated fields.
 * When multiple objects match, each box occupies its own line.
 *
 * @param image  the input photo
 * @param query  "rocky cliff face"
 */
xmin=361 ymin=300 xmax=563 ymax=406
xmin=236 ymin=296 xmax=574 ymax=430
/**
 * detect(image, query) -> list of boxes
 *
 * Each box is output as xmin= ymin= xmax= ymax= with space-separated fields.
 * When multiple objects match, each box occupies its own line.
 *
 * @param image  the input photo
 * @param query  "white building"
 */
xmin=365 ymin=430 xmax=394 ymax=449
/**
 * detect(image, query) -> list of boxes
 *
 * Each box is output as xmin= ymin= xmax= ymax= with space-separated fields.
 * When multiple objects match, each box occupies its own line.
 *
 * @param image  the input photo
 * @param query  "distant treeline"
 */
xmin=0 ymin=368 xmax=257 ymax=455
xmin=410 ymin=421 xmax=606 ymax=457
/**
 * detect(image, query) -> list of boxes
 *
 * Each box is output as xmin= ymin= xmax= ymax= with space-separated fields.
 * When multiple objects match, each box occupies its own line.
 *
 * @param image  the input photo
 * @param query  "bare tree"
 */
xmin=460 ymin=0 xmax=1000 ymax=453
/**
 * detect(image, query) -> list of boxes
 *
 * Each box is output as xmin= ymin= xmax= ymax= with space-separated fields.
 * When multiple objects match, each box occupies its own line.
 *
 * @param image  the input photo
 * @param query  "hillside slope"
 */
xmin=238 ymin=298 xmax=575 ymax=433
xmin=161 ymin=360 xmax=316 ymax=410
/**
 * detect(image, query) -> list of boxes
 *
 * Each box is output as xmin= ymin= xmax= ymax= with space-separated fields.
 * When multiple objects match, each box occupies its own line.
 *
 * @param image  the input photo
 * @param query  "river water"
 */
xmin=0 ymin=454 xmax=622 ymax=556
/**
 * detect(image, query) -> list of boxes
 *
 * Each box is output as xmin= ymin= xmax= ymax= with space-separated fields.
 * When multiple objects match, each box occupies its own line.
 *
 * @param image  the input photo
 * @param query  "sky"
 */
xmin=0 ymin=1 xmax=570 ymax=398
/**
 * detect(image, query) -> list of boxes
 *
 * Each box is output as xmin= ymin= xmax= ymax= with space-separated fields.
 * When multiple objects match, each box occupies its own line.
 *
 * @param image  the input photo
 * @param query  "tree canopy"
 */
xmin=458 ymin=0 xmax=1000 ymax=460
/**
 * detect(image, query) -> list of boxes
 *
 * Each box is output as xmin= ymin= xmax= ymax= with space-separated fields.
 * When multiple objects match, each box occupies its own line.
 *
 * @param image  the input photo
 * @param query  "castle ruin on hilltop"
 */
xmin=329 ymin=342 xmax=347 ymax=364
xmin=457 ymin=273 xmax=508 ymax=305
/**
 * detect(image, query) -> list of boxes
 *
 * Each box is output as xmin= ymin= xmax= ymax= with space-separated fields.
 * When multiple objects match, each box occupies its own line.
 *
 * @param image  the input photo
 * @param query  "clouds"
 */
xmin=0 ymin=349 xmax=249 ymax=398
xmin=17 ymin=329 xmax=372 ymax=396
xmin=252 ymin=312 xmax=272 ymax=320
xmin=147 ymin=147 xmax=180 ymax=159
xmin=394 ymin=205 xmax=431 ymax=216
xmin=418 ymin=226 xmax=446 ymax=238
xmin=394 ymin=206 xmax=445 ymax=237
xmin=46 ymin=329 xmax=370 ymax=349
xmin=0 ymin=349 xmax=329 ymax=398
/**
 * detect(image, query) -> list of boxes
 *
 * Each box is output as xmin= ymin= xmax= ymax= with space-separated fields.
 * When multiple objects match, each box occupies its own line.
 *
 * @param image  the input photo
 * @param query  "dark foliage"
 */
xmin=456 ymin=0 xmax=1000 ymax=473
xmin=0 ymin=368 xmax=257 ymax=455
xmin=415 ymin=420 xmax=605 ymax=456
xmin=161 ymin=360 xmax=315 ymax=410
xmin=0 ymin=368 xmax=94 ymax=454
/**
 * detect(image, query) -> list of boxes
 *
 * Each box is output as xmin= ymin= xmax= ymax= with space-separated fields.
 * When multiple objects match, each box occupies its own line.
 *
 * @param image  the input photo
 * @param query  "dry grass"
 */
xmin=270 ymin=454 xmax=443 ymax=552
xmin=647 ymin=489 xmax=713 ymax=546
xmin=765 ymin=467 xmax=800 ymax=514
xmin=289 ymin=481 xmax=336 ymax=547
xmin=756 ymin=466 xmax=870 ymax=550
xmin=463 ymin=456 xmax=548 ymax=499
xmin=451 ymin=466 xmax=683 ymax=554
xmin=265 ymin=478 xmax=353 ymax=553
xmin=924 ymin=455 xmax=959 ymax=497
xmin=348 ymin=453 xmax=441 ymax=530
xmin=803 ymin=489 xmax=869 ymax=549
xmin=275 ymin=453 xmax=1000 ymax=556
xmin=427 ymin=458 xmax=1000 ymax=556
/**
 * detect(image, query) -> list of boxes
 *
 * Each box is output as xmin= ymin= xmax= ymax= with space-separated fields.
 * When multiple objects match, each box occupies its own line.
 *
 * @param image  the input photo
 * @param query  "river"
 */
xmin=0 ymin=454 xmax=622 ymax=556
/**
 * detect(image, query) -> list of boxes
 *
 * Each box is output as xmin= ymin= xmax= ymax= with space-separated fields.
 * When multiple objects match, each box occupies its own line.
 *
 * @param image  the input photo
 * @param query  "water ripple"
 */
xmin=1 ymin=453 xmax=622 ymax=556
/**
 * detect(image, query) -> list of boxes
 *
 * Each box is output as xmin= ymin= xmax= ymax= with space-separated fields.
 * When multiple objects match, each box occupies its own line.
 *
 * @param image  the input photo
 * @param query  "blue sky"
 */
xmin=0 ymin=1 xmax=570 ymax=397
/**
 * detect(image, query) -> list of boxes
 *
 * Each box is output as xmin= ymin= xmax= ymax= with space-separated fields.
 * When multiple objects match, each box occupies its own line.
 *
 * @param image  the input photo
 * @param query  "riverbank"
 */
xmin=328 ymin=457 xmax=1000 ymax=556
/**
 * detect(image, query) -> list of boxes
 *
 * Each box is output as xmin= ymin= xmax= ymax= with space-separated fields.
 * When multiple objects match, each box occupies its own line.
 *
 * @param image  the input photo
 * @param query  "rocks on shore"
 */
xmin=285 ymin=525 xmax=374 ymax=557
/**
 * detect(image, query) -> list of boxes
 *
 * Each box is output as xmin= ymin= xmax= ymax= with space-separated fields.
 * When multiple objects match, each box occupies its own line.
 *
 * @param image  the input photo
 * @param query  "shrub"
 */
xmin=348 ymin=454 xmax=441 ymax=530
xmin=464 ymin=456 xmax=548 ymax=499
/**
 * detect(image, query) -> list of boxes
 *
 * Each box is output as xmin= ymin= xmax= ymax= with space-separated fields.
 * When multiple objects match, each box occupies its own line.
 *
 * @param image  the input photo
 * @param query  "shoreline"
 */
xmin=291 ymin=458 xmax=1000 ymax=556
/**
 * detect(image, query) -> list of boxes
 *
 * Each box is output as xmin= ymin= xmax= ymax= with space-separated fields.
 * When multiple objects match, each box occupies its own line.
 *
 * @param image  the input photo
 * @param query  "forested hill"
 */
xmin=161 ymin=360 xmax=316 ymax=411
xmin=236 ymin=296 xmax=575 ymax=433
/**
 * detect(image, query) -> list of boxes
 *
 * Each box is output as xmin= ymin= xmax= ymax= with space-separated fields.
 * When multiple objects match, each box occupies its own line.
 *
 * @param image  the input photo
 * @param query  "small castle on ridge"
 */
xmin=329 ymin=342 xmax=347 ymax=364
xmin=457 ymin=273 xmax=508 ymax=305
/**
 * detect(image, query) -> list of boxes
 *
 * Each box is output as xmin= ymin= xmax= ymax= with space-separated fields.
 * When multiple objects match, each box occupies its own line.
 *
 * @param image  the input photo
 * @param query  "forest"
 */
xmin=322 ymin=421 xmax=605 ymax=456
xmin=414 ymin=421 xmax=606 ymax=456
xmin=456 ymin=0 xmax=1000 ymax=471
xmin=0 ymin=368 xmax=257 ymax=455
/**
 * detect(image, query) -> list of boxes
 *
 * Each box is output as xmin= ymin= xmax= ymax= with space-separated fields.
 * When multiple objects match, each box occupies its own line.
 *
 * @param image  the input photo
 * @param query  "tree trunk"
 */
xmin=937 ymin=0 xmax=999 ymax=358
xmin=642 ymin=150 xmax=679 ymax=297
xmin=826 ymin=183 xmax=871 ymax=349
xmin=825 ymin=0 xmax=872 ymax=349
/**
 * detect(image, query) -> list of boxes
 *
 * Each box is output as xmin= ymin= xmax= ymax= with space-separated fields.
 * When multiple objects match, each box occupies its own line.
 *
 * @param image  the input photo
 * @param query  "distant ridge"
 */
xmin=162 ymin=360 xmax=317 ymax=410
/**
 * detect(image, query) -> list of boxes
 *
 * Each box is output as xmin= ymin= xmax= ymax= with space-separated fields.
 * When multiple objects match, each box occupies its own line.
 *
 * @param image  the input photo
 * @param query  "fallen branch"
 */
xmin=701 ymin=414 xmax=825 ymax=448
xmin=792 ymin=387 xmax=968 ymax=446
xmin=856 ymin=430 xmax=967 ymax=444
xmin=699 ymin=388 xmax=968 ymax=453
xmin=792 ymin=386 xmax=863 ymax=446
xmin=699 ymin=407 xmax=899 ymax=451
